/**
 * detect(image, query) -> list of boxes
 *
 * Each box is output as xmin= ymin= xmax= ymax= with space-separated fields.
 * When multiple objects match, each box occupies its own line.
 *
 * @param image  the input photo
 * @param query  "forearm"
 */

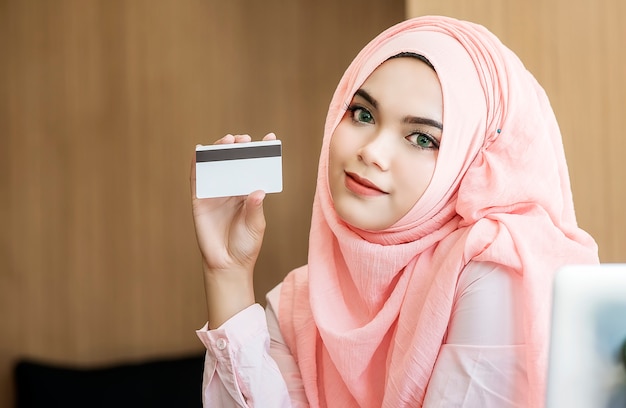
xmin=196 ymin=303 xmax=293 ymax=407
xmin=204 ymin=265 xmax=255 ymax=329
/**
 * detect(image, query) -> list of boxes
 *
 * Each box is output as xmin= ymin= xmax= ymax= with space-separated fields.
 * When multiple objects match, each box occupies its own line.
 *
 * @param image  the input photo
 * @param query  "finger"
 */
xmin=190 ymin=145 xmax=199 ymax=198
xmin=262 ymin=132 xmax=277 ymax=141
xmin=215 ymin=134 xmax=235 ymax=145
xmin=244 ymin=190 xmax=267 ymax=238
xmin=234 ymin=134 xmax=252 ymax=143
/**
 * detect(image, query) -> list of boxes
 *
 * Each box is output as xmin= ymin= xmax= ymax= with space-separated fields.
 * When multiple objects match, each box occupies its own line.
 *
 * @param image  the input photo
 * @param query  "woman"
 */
xmin=191 ymin=15 xmax=598 ymax=407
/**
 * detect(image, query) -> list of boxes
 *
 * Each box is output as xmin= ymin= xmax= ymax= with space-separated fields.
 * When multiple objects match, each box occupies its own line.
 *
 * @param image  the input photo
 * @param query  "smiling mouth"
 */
xmin=344 ymin=172 xmax=388 ymax=196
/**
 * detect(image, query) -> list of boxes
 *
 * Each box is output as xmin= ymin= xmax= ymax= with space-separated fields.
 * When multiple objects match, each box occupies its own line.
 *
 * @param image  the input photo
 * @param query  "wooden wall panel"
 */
xmin=0 ymin=0 xmax=404 ymax=405
xmin=407 ymin=0 xmax=626 ymax=263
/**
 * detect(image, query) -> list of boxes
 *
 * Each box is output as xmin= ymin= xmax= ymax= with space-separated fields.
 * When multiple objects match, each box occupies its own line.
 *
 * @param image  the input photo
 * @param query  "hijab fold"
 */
xmin=279 ymin=15 xmax=598 ymax=408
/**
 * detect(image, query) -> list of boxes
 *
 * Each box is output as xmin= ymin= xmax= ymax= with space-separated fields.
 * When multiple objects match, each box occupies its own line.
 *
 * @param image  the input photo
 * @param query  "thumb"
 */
xmin=244 ymin=190 xmax=267 ymax=237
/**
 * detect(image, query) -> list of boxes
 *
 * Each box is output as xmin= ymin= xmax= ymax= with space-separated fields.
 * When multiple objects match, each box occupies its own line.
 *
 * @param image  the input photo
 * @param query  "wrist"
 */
xmin=203 ymin=269 xmax=255 ymax=329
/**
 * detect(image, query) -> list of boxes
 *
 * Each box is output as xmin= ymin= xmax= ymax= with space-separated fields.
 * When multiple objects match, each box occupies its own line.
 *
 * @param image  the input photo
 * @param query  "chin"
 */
xmin=336 ymin=211 xmax=390 ymax=232
xmin=331 ymin=191 xmax=394 ymax=231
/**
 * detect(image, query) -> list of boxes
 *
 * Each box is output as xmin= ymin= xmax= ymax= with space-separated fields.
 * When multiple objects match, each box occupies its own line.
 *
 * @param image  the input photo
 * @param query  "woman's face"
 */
xmin=328 ymin=57 xmax=443 ymax=231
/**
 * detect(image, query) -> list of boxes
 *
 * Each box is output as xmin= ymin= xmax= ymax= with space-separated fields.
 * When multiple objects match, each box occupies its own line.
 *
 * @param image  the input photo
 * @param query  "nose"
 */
xmin=357 ymin=131 xmax=393 ymax=171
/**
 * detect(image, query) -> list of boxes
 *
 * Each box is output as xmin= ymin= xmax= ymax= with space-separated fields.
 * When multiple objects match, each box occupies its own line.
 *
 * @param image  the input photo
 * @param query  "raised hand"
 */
xmin=190 ymin=132 xmax=277 ymax=328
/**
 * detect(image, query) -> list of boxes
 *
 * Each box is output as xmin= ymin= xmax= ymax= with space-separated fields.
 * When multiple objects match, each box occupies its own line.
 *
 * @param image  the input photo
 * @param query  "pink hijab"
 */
xmin=279 ymin=15 xmax=598 ymax=407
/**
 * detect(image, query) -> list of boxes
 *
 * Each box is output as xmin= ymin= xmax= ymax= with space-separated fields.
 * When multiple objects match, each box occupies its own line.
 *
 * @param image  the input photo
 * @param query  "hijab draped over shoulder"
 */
xmin=278 ymin=15 xmax=598 ymax=408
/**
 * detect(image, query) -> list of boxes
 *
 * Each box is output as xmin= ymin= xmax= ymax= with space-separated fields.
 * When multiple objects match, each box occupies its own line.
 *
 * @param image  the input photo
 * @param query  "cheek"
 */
xmin=327 ymin=130 xmax=344 ymax=194
xmin=396 ymin=155 xmax=437 ymax=201
xmin=328 ymin=123 xmax=353 ymax=168
xmin=328 ymin=137 xmax=340 ymax=177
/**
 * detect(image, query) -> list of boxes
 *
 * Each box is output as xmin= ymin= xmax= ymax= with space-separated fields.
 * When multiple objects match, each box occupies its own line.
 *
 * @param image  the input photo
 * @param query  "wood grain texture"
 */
xmin=407 ymin=0 xmax=626 ymax=263
xmin=0 ymin=0 xmax=404 ymax=405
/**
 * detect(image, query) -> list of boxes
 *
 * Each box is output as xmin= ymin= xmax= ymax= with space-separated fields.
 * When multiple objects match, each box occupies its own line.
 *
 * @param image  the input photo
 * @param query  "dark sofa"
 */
xmin=14 ymin=353 xmax=205 ymax=408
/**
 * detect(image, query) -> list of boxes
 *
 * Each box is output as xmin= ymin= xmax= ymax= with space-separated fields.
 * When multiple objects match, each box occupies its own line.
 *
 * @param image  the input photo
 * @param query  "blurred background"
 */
xmin=0 ymin=0 xmax=623 ymax=406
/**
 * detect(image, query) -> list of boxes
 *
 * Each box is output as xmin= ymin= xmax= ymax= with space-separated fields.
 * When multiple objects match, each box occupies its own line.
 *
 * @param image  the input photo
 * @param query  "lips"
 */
xmin=344 ymin=172 xmax=387 ymax=196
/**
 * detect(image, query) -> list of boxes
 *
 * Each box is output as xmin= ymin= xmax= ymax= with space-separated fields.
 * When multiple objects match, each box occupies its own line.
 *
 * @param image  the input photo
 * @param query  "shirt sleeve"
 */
xmin=423 ymin=261 xmax=529 ymax=407
xmin=196 ymin=302 xmax=293 ymax=408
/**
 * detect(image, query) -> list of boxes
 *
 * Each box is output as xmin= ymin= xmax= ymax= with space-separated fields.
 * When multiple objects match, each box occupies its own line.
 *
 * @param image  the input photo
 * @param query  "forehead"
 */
xmin=357 ymin=57 xmax=443 ymax=121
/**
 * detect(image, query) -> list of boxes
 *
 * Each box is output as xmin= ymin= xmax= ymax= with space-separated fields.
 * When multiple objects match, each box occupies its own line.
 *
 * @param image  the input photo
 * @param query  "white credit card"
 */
xmin=195 ymin=140 xmax=283 ymax=198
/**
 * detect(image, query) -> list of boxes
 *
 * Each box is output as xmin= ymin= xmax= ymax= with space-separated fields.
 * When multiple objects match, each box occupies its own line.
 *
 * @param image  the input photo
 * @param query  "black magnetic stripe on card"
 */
xmin=196 ymin=144 xmax=282 ymax=162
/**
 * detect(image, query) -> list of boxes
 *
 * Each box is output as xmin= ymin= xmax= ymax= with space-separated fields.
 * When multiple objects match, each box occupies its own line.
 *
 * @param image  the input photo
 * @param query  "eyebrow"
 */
xmin=354 ymin=88 xmax=443 ymax=131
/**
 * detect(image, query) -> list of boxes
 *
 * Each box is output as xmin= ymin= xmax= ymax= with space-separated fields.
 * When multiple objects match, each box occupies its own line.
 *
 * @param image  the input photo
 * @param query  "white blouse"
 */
xmin=196 ymin=261 xmax=528 ymax=407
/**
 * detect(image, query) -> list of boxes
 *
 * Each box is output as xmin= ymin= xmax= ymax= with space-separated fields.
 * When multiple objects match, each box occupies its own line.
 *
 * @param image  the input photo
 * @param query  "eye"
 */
xmin=347 ymin=105 xmax=374 ymax=124
xmin=406 ymin=132 xmax=439 ymax=150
